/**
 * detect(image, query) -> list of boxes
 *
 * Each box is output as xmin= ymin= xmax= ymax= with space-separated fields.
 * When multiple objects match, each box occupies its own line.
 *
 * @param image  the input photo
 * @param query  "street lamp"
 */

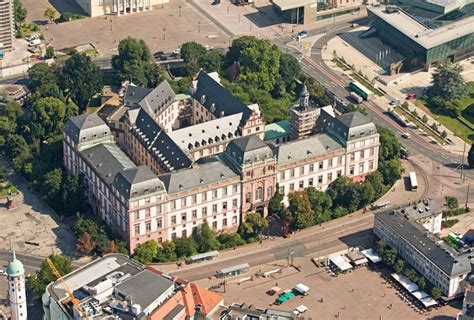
xmin=163 ymin=27 xmax=166 ymax=40
xmin=179 ymin=5 xmax=182 ymax=17
xmin=198 ymin=21 xmax=201 ymax=33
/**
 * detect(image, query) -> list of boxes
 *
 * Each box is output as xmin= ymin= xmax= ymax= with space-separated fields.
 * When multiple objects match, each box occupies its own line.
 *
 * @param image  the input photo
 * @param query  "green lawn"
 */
xmin=428 ymin=82 xmax=474 ymax=143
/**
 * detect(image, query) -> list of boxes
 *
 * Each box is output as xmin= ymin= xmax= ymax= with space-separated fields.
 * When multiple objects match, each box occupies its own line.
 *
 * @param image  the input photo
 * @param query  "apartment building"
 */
xmin=63 ymin=72 xmax=380 ymax=253
xmin=74 ymin=0 xmax=168 ymax=17
xmin=374 ymin=201 xmax=473 ymax=298
xmin=0 ymin=0 xmax=14 ymax=51
xmin=42 ymin=254 xmax=223 ymax=320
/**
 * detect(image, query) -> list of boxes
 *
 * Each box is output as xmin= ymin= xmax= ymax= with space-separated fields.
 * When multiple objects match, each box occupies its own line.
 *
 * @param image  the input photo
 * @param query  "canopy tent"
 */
xmin=391 ymin=273 xmax=419 ymax=293
xmin=294 ymin=283 xmax=310 ymax=295
xmin=361 ymin=248 xmax=382 ymax=263
xmin=411 ymin=291 xmax=429 ymax=300
xmin=345 ymin=251 xmax=368 ymax=265
xmin=420 ymin=297 xmax=438 ymax=307
xmin=294 ymin=305 xmax=308 ymax=313
xmin=328 ymin=254 xmax=353 ymax=271
xmin=270 ymin=286 xmax=281 ymax=293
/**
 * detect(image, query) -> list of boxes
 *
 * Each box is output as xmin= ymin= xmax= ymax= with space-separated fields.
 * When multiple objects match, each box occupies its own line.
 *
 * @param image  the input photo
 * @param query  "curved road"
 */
xmin=0 ymin=250 xmax=83 ymax=271
xmin=272 ymin=24 xmax=470 ymax=178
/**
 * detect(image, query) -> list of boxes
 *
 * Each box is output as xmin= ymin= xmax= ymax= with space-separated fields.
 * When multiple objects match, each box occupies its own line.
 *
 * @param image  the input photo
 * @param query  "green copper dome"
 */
xmin=6 ymin=250 xmax=25 ymax=277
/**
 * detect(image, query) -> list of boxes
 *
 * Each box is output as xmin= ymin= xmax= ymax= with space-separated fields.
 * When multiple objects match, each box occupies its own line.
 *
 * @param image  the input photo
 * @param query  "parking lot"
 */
xmin=196 ymin=256 xmax=460 ymax=319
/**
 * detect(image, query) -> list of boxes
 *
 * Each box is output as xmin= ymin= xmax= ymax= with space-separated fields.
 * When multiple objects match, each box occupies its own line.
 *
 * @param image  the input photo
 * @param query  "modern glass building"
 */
xmin=369 ymin=6 xmax=474 ymax=68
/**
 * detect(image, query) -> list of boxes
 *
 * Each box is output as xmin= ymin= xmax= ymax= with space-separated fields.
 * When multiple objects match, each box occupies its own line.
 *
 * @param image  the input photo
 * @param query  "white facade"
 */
xmin=75 ymin=0 xmax=168 ymax=17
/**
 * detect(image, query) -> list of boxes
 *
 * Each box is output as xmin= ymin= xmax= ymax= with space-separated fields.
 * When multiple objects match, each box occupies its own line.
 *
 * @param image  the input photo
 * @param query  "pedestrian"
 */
xmin=275 ymin=282 xmax=278 ymax=286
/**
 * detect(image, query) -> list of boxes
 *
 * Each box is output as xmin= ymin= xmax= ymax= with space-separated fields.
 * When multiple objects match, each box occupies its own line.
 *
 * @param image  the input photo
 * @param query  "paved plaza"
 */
xmin=196 ymin=257 xmax=460 ymax=319
xmin=22 ymin=0 xmax=229 ymax=57
xmin=0 ymin=159 xmax=76 ymax=257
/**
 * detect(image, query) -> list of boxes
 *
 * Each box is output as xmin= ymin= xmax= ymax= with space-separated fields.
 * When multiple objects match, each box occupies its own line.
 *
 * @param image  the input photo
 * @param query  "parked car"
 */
xmin=205 ymin=45 xmax=214 ymax=51
xmin=402 ymin=132 xmax=411 ymax=139
xmin=28 ymin=38 xmax=41 ymax=47
xmin=406 ymin=93 xmax=417 ymax=100
xmin=389 ymin=99 xmax=401 ymax=106
xmin=351 ymin=23 xmax=359 ymax=28
xmin=298 ymin=31 xmax=308 ymax=39
xmin=0 ymin=270 xmax=6 ymax=276
xmin=212 ymin=0 xmax=220 ymax=4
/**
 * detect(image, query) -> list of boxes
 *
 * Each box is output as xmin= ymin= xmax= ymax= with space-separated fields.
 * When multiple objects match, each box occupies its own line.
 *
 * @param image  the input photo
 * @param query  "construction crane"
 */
xmin=46 ymin=257 xmax=85 ymax=318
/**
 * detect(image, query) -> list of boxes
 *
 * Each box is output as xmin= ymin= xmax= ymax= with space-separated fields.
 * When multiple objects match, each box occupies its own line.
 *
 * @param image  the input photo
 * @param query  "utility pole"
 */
xmin=461 ymin=136 xmax=466 ymax=181
xmin=466 ymin=183 xmax=470 ymax=208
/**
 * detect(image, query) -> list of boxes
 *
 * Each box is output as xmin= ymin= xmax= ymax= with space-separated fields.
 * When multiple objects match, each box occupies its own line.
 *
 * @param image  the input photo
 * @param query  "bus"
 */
xmin=409 ymin=171 xmax=418 ymax=191
xmin=350 ymin=92 xmax=363 ymax=104
xmin=349 ymin=81 xmax=373 ymax=101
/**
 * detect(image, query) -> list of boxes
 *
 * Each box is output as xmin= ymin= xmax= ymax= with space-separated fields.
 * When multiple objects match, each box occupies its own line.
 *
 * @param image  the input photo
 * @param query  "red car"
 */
xmin=406 ymin=93 xmax=417 ymax=100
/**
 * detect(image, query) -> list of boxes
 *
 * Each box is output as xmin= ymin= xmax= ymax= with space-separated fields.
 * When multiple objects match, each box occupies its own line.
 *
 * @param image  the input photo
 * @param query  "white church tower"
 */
xmin=7 ymin=249 xmax=27 ymax=320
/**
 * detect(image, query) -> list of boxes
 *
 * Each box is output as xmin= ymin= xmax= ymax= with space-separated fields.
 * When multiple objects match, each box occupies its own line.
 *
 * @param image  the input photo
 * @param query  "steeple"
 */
xmin=299 ymin=83 xmax=309 ymax=109
xmin=7 ymin=243 xmax=27 ymax=320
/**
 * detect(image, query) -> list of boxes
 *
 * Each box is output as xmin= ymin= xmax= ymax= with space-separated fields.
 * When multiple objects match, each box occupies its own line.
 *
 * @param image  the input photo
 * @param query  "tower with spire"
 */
xmin=290 ymin=83 xmax=320 ymax=140
xmin=7 ymin=249 xmax=27 ymax=320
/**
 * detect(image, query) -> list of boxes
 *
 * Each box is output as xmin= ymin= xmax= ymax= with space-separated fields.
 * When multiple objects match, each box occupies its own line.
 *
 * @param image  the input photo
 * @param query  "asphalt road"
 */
xmin=170 ymin=214 xmax=374 ymax=281
xmin=272 ymin=24 xmax=468 ymax=176
xmin=0 ymin=250 xmax=83 ymax=272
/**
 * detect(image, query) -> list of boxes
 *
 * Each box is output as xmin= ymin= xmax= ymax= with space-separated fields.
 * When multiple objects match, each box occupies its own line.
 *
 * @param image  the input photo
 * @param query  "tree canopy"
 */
xmin=28 ymin=255 xmax=72 ymax=300
xmin=378 ymin=126 xmax=401 ymax=161
xmin=239 ymin=212 xmax=268 ymax=240
xmin=133 ymin=240 xmax=159 ymax=264
xmin=286 ymin=191 xmax=314 ymax=229
xmin=112 ymin=37 xmax=163 ymax=87
xmin=428 ymin=62 xmax=468 ymax=101
xmin=60 ymin=53 xmax=101 ymax=112
xmin=197 ymin=220 xmax=220 ymax=252
xmin=226 ymin=36 xmax=281 ymax=91
xmin=13 ymin=0 xmax=27 ymax=27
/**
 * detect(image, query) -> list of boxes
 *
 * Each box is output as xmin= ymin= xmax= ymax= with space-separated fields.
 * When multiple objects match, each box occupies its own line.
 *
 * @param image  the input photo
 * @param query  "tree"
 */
xmin=268 ymin=185 xmax=283 ymax=216
xmin=440 ymin=130 xmax=447 ymax=140
xmin=306 ymin=187 xmax=332 ymax=224
xmin=394 ymin=258 xmax=405 ymax=273
xmin=5 ymin=134 xmax=31 ymax=171
xmin=378 ymin=159 xmax=403 ymax=186
xmin=31 ymin=97 xmax=66 ymax=140
xmin=112 ymin=37 xmax=163 ymax=87
xmin=13 ymin=0 xmax=27 ymax=28
xmin=27 ymin=63 xmax=58 ymax=93
xmin=418 ymin=276 xmax=427 ymax=291
xmin=430 ymin=287 xmax=442 ymax=300
xmin=41 ymin=168 xmax=63 ymax=203
xmin=44 ymin=6 xmax=57 ymax=24
xmin=217 ymin=233 xmax=245 ymax=249
xmin=377 ymin=126 xmax=401 ymax=161
xmin=62 ymin=173 xmax=87 ymax=216
xmin=375 ymin=240 xmax=385 ymax=255
xmin=102 ymin=240 xmax=127 ymax=255
xmin=156 ymin=241 xmax=177 ymax=262
xmin=239 ymin=212 xmax=269 ymax=240
xmin=366 ymin=171 xmax=386 ymax=198
xmin=405 ymin=267 xmax=417 ymax=282
xmin=382 ymin=248 xmax=397 ymax=266
xmin=174 ymin=237 xmax=198 ymax=258
xmin=431 ymin=122 xmax=438 ymax=132
xmin=428 ymin=62 xmax=468 ymax=101
xmin=60 ymin=53 xmax=101 ymax=112
xmin=45 ymin=45 xmax=55 ymax=59
xmin=445 ymin=196 xmax=458 ymax=210
xmin=286 ymin=192 xmax=314 ymax=230
xmin=279 ymin=53 xmax=300 ymax=88
xmin=226 ymin=36 xmax=280 ymax=91
xmin=422 ymin=114 xmax=428 ymax=123
xmin=358 ymin=182 xmax=376 ymax=207
xmin=73 ymin=216 xmax=110 ymax=253
xmin=468 ymin=144 xmax=474 ymax=168
xmin=76 ymin=232 xmax=96 ymax=254
xmin=0 ymin=117 xmax=17 ymax=149
xmin=28 ymin=255 xmax=72 ymax=300
xmin=197 ymin=220 xmax=220 ymax=253
xmin=133 ymin=240 xmax=158 ymax=264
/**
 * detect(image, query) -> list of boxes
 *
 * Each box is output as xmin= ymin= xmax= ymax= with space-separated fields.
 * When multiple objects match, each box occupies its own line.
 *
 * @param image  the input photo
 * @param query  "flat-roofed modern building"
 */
xmin=374 ymin=200 xmax=473 ymax=298
xmin=368 ymin=6 xmax=474 ymax=69
xmin=390 ymin=0 xmax=472 ymax=14
xmin=0 ymin=0 xmax=13 ymax=51
xmin=271 ymin=0 xmax=362 ymax=25
xmin=42 ymin=254 xmax=223 ymax=319
xmin=74 ymin=0 xmax=168 ymax=17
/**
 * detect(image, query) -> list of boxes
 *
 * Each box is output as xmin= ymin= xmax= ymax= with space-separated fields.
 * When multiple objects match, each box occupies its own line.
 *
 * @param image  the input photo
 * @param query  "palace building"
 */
xmin=63 ymin=71 xmax=380 ymax=253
